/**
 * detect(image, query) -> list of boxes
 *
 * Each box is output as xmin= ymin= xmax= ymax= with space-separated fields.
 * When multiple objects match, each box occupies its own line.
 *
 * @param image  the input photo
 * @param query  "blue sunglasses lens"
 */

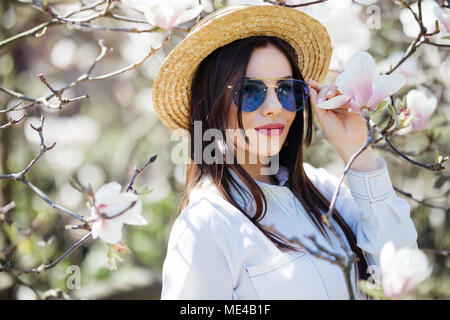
xmin=278 ymin=79 xmax=309 ymax=112
xmin=232 ymin=79 xmax=309 ymax=112
xmin=233 ymin=80 xmax=266 ymax=112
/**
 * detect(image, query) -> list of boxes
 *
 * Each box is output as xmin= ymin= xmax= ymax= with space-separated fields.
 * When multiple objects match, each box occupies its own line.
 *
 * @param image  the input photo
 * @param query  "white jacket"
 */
xmin=160 ymin=157 xmax=418 ymax=299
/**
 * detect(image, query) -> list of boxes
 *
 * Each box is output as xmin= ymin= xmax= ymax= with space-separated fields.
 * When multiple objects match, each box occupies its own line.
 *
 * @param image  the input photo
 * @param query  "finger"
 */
xmin=306 ymin=79 xmax=323 ymax=91
xmin=317 ymin=85 xmax=330 ymax=105
xmin=336 ymin=103 xmax=349 ymax=110
xmin=309 ymin=88 xmax=326 ymax=122
xmin=333 ymin=104 xmax=350 ymax=114
xmin=309 ymin=87 xmax=318 ymax=105
xmin=309 ymin=87 xmax=321 ymax=109
xmin=325 ymin=84 xmax=337 ymax=99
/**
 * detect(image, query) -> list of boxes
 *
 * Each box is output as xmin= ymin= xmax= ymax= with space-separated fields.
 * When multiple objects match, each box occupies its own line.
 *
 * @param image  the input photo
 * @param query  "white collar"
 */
xmin=225 ymin=165 xmax=290 ymax=214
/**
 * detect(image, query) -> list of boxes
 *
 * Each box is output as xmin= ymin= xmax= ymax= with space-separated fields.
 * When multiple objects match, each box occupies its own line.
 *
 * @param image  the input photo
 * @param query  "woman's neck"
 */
xmin=228 ymin=144 xmax=279 ymax=186
xmin=236 ymin=163 xmax=278 ymax=186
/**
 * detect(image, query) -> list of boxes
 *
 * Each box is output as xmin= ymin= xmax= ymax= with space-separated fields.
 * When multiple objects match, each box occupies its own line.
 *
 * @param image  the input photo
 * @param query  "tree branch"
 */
xmin=0 ymin=232 xmax=91 ymax=274
xmin=0 ymin=0 xmax=108 ymax=49
xmin=0 ymin=115 xmax=87 ymax=222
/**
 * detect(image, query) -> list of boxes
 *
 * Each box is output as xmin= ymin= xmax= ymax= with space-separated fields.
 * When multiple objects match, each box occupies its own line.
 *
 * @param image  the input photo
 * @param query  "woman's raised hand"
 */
xmin=306 ymin=78 xmax=377 ymax=168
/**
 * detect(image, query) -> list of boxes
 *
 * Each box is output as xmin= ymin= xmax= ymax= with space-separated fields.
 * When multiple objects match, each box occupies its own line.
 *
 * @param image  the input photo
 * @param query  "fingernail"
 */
xmin=326 ymin=90 xmax=333 ymax=96
xmin=317 ymin=98 xmax=323 ymax=104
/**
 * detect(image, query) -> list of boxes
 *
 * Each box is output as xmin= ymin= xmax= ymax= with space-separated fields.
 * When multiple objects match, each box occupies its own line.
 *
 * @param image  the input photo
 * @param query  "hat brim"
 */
xmin=152 ymin=4 xmax=332 ymax=135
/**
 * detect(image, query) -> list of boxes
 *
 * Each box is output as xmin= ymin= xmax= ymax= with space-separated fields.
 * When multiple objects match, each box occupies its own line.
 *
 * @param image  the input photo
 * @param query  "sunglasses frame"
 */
xmin=226 ymin=77 xmax=310 ymax=112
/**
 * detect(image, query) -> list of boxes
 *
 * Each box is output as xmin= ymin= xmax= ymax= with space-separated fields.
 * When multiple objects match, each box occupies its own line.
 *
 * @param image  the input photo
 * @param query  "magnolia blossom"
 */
xmin=317 ymin=51 xmax=406 ymax=114
xmin=378 ymin=51 xmax=420 ymax=84
xmin=90 ymin=182 xmax=147 ymax=244
xmin=434 ymin=6 xmax=450 ymax=33
xmin=380 ymin=241 xmax=432 ymax=299
xmin=406 ymin=89 xmax=438 ymax=131
xmin=121 ymin=0 xmax=203 ymax=30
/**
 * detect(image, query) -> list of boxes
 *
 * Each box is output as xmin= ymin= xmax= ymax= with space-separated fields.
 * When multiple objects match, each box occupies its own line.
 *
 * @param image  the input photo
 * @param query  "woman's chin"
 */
xmin=247 ymin=146 xmax=282 ymax=160
xmin=230 ymin=141 xmax=282 ymax=165
xmin=250 ymin=139 xmax=283 ymax=157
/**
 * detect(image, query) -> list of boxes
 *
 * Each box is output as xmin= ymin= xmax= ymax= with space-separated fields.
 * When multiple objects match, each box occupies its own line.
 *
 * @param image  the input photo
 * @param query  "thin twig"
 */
xmin=0 ymin=116 xmax=87 ymax=222
xmin=1 ymin=33 xmax=170 ymax=114
xmin=1 ymin=233 xmax=91 ymax=274
xmin=384 ymin=136 xmax=447 ymax=171
xmin=387 ymin=0 xmax=449 ymax=74
xmin=0 ymin=114 xmax=27 ymax=129
xmin=324 ymin=116 xmax=374 ymax=225
xmin=393 ymin=186 xmax=449 ymax=212
xmin=0 ymin=0 xmax=107 ymax=49
xmin=125 ymin=154 xmax=158 ymax=193
xmin=288 ymin=233 xmax=356 ymax=299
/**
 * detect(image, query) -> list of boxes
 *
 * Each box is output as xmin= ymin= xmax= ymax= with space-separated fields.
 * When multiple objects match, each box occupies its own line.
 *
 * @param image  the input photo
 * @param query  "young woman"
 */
xmin=152 ymin=5 xmax=418 ymax=300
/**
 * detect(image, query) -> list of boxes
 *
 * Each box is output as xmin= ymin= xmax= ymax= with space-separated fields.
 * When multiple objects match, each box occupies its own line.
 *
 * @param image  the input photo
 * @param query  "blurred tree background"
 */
xmin=0 ymin=0 xmax=449 ymax=299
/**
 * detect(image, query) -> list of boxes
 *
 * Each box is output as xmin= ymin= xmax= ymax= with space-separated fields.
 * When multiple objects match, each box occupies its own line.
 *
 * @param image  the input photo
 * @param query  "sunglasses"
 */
xmin=227 ymin=78 xmax=310 ymax=113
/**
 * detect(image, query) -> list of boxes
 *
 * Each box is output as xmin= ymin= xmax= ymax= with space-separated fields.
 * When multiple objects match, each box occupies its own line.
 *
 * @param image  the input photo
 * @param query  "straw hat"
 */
xmin=152 ymin=4 xmax=332 ymax=137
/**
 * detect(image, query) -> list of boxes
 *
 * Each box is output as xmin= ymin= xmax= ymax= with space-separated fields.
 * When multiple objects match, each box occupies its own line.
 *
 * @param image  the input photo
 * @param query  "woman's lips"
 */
xmin=255 ymin=127 xmax=284 ymax=136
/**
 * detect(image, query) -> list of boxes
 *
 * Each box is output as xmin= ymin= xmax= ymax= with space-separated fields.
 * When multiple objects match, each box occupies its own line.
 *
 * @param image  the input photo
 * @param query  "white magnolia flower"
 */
xmin=90 ymin=182 xmax=147 ymax=244
xmin=317 ymin=51 xmax=406 ymax=113
xmin=380 ymin=241 xmax=432 ymax=299
xmin=121 ymin=0 xmax=203 ymax=30
xmin=378 ymin=50 xmax=420 ymax=84
xmin=407 ymin=89 xmax=438 ymax=132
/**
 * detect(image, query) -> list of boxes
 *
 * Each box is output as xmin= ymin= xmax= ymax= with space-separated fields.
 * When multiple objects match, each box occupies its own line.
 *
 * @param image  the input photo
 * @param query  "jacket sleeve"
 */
xmin=307 ymin=156 xmax=418 ymax=269
xmin=160 ymin=197 xmax=234 ymax=299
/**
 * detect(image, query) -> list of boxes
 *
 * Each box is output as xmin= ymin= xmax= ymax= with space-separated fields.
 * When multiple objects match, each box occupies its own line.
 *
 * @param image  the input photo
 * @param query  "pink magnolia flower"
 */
xmin=121 ymin=0 xmax=203 ymax=30
xmin=317 ymin=51 xmax=406 ymax=114
xmin=379 ymin=51 xmax=420 ymax=84
xmin=380 ymin=241 xmax=432 ymax=300
xmin=90 ymin=182 xmax=147 ymax=244
xmin=406 ymin=89 xmax=438 ymax=131
xmin=434 ymin=6 xmax=450 ymax=33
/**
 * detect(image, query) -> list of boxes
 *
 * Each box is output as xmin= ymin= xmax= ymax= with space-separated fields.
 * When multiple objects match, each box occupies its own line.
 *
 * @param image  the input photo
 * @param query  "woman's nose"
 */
xmin=261 ymin=85 xmax=283 ymax=116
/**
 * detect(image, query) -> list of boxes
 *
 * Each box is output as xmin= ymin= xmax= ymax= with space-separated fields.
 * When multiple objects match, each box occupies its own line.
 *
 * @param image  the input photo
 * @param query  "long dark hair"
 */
xmin=178 ymin=36 xmax=370 ymax=288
